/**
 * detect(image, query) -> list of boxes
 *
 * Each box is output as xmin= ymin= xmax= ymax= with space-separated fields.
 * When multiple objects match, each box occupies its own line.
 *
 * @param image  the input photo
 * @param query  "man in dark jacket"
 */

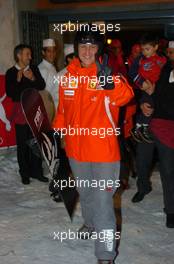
xmin=131 ymin=41 xmax=174 ymax=228
xmin=5 ymin=44 xmax=48 ymax=184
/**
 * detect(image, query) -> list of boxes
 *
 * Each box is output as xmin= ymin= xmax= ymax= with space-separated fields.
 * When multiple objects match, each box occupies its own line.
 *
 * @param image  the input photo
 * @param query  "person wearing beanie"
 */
xmin=53 ymin=27 xmax=134 ymax=264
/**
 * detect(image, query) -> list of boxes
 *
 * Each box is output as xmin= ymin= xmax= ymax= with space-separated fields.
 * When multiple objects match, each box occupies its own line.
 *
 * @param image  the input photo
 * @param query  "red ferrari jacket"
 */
xmin=53 ymin=58 xmax=134 ymax=162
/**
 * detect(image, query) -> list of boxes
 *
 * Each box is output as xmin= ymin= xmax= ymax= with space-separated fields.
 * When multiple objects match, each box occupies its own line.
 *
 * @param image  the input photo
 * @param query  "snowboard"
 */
xmin=21 ymin=88 xmax=79 ymax=220
xmin=39 ymin=90 xmax=56 ymax=123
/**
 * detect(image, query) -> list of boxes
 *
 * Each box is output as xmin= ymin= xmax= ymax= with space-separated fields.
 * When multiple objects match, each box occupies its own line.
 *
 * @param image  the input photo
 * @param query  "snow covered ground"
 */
xmin=0 ymin=148 xmax=173 ymax=264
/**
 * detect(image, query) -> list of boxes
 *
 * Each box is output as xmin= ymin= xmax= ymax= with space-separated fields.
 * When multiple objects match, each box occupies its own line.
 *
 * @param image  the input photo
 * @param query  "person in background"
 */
xmin=5 ymin=44 xmax=48 ymax=184
xmin=129 ymin=34 xmax=166 ymax=143
xmin=56 ymin=43 xmax=75 ymax=88
xmin=64 ymin=43 xmax=75 ymax=65
xmin=107 ymin=39 xmax=127 ymax=76
xmin=38 ymin=39 xmax=58 ymax=107
xmin=131 ymin=41 xmax=174 ymax=220
xmin=128 ymin=43 xmax=141 ymax=68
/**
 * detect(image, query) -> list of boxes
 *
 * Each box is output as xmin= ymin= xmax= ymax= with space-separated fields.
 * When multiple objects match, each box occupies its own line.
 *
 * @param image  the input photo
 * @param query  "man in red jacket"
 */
xmin=53 ymin=28 xmax=134 ymax=264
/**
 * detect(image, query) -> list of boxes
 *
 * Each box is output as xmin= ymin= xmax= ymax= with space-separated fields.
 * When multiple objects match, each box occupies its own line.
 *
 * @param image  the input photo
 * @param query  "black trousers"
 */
xmin=136 ymin=134 xmax=174 ymax=214
xmin=15 ymin=124 xmax=43 ymax=180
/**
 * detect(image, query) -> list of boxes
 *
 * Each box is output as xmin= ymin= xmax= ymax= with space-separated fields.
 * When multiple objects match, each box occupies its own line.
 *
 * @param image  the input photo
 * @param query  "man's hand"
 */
xmin=141 ymin=80 xmax=149 ymax=91
xmin=145 ymin=80 xmax=155 ymax=95
xmin=141 ymin=80 xmax=155 ymax=95
xmin=140 ymin=103 xmax=154 ymax=117
xmin=23 ymin=69 xmax=35 ymax=81
xmin=17 ymin=69 xmax=24 ymax=82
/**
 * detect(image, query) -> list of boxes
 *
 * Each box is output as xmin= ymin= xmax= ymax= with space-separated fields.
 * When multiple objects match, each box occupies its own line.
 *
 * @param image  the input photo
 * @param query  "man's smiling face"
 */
xmin=78 ymin=43 xmax=98 ymax=67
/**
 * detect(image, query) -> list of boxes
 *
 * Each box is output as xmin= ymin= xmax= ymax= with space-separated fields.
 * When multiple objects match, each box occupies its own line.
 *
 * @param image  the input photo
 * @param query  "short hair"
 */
xmin=14 ymin=44 xmax=32 ymax=62
xmin=140 ymin=34 xmax=159 ymax=47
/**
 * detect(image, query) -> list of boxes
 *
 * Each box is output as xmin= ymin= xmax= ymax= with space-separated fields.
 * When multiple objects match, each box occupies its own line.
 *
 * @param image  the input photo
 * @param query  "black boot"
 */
xmin=20 ymin=170 xmax=30 ymax=185
xmin=21 ymin=178 xmax=30 ymax=185
xmin=132 ymin=187 xmax=152 ymax=203
xmin=166 ymin=214 xmax=174 ymax=228
xmin=37 ymin=175 xmax=49 ymax=182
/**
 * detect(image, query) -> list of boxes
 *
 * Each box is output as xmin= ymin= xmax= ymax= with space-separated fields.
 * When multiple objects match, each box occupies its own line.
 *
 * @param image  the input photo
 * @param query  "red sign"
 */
xmin=0 ymin=75 xmax=16 ymax=148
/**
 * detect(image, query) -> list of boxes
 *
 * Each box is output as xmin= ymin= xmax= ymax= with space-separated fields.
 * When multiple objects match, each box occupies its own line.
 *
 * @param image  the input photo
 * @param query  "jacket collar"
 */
xmin=67 ymin=57 xmax=97 ymax=76
xmin=15 ymin=64 xmax=29 ymax=71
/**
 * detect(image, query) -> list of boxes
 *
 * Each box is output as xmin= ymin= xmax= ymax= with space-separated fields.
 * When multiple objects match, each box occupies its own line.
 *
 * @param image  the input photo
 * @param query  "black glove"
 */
xmin=96 ymin=53 xmax=115 ymax=90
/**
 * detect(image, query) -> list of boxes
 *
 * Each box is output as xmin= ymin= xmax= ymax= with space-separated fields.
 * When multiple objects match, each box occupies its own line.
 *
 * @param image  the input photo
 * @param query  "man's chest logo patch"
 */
xmin=64 ymin=89 xmax=75 ymax=96
xmin=88 ymin=79 xmax=97 ymax=90
xmin=69 ymin=77 xmax=78 ymax=88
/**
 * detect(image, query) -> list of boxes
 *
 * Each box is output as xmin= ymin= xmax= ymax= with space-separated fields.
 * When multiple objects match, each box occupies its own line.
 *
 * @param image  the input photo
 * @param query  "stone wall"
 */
xmin=0 ymin=0 xmax=37 ymax=74
xmin=0 ymin=0 xmax=19 ymax=73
